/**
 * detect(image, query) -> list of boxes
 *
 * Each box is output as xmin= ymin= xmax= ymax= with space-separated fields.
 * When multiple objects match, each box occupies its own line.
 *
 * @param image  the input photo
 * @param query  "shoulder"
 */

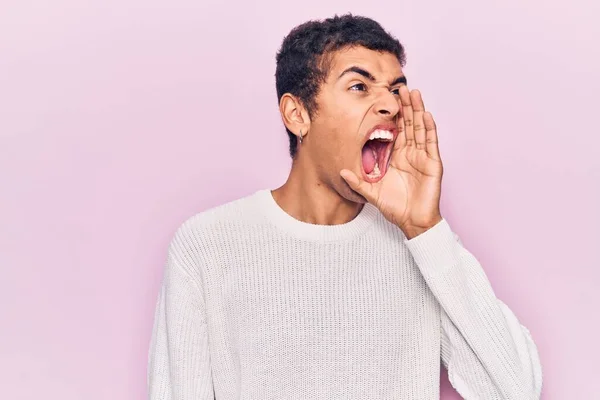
xmin=166 ymin=190 xmax=266 ymax=266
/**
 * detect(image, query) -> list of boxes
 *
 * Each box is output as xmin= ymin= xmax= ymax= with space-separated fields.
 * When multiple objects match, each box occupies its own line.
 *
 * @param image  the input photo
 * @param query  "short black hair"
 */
xmin=275 ymin=14 xmax=407 ymax=158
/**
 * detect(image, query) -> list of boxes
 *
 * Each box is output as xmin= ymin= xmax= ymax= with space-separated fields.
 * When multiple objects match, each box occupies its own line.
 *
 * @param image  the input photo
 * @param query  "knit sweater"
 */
xmin=147 ymin=189 xmax=543 ymax=399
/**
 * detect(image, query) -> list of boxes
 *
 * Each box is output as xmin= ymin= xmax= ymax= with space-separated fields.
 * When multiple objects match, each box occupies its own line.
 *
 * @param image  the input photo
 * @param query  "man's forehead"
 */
xmin=328 ymin=47 xmax=403 ymax=79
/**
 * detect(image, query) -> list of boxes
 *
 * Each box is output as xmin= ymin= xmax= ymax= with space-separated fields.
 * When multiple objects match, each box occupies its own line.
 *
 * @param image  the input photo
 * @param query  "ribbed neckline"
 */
xmin=253 ymin=189 xmax=379 ymax=242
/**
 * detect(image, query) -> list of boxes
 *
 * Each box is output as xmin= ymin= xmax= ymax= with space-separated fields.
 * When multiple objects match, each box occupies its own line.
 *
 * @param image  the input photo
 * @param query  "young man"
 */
xmin=147 ymin=14 xmax=543 ymax=400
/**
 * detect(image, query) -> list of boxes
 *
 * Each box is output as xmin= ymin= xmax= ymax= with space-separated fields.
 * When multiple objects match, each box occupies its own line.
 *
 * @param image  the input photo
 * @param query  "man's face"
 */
xmin=307 ymin=46 xmax=406 ymax=203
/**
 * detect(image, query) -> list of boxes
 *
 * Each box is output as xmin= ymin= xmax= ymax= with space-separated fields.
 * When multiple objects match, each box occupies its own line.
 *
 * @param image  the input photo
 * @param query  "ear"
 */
xmin=279 ymin=93 xmax=311 ymax=140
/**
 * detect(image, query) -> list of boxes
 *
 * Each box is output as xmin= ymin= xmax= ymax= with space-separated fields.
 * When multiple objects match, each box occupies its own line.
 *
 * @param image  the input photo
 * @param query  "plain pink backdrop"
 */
xmin=1 ymin=0 xmax=598 ymax=398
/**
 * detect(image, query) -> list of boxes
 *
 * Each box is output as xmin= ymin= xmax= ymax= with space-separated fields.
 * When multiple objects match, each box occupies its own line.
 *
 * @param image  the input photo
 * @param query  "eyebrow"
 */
xmin=337 ymin=66 xmax=407 ymax=86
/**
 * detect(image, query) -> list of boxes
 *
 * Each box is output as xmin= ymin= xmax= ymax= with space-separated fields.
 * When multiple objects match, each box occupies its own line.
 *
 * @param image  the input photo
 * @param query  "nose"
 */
xmin=374 ymin=90 xmax=400 ymax=118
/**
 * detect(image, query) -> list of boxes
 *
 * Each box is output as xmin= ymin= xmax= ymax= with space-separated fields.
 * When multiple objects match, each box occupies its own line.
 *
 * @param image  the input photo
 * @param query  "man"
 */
xmin=147 ymin=14 xmax=543 ymax=399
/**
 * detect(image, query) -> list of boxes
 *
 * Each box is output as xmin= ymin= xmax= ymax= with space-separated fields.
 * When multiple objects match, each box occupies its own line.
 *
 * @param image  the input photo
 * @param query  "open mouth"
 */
xmin=361 ymin=128 xmax=396 ymax=182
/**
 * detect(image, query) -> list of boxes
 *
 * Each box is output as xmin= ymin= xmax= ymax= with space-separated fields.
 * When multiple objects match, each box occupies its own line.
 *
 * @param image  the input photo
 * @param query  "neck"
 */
xmin=271 ymin=157 xmax=364 ymax=226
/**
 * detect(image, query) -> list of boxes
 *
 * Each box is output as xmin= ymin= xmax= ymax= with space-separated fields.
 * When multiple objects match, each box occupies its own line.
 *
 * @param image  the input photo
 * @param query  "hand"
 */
xmin=340 ymin=86 xmax=444 ymax=239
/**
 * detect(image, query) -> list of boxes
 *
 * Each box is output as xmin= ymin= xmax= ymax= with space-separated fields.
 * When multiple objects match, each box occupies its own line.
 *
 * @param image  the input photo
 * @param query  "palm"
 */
xmin=371 ymin=139 xmax=443 ymax=228
xmin=341 ymin=87 xmax=444 ymax=231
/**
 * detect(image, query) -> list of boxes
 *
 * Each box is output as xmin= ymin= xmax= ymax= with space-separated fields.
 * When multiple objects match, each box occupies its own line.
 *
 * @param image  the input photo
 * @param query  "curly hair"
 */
xmin=275 ymin=14 xmax=406 ymax=158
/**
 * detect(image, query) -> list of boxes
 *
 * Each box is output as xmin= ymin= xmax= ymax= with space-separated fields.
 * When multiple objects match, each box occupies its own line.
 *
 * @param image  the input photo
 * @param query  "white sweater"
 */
xmin=147 ymin=189 xmax=543 ymax=399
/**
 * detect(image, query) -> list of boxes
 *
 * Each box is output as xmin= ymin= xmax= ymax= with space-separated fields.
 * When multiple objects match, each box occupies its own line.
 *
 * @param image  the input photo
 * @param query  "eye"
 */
xmin=349 ymin=83 xmax=367 ymax=92
xmin=391 ymin=87 xmax=401 ymax=96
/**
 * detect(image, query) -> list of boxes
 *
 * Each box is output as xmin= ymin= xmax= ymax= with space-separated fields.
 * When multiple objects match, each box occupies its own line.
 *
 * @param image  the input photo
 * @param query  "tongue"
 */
xmin=361 ymin=142 xmax=377 ymax=174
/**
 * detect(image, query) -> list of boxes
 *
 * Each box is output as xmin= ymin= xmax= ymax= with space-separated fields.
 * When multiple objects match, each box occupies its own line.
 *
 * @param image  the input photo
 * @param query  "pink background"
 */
xmin=1 ymin=0 xmax=598 ymax=398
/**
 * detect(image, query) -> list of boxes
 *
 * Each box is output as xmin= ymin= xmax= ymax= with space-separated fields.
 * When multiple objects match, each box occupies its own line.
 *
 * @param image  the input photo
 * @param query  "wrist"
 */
xmin=400 ymin=214 xmax=443 ymax=240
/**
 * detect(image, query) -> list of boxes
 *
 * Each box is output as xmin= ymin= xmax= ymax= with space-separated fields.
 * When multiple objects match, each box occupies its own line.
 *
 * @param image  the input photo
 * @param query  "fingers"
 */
xmin=340 ymin=169 xmax=377 ymax=204
xmin=395 ymin=109 xmax=407 ymax=151
xmin=399 ymin=86 xmax=414 ymax=147
xmin=395 ymin=87 xmax=441 ymax=167
xmin=423 ymin=111 xmax=441 ymax=161
xmin=410 ymin=90 xmax=427 ymax=150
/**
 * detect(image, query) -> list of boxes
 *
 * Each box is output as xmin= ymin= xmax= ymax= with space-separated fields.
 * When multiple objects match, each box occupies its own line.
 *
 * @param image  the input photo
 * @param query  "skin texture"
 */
xmin=273 ymin=46 xmax=443 ymax=238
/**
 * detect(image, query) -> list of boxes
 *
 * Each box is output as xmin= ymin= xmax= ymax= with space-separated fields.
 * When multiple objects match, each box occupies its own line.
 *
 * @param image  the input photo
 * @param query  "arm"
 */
xmin=147 ymin=230 xmax=214 ymax=400
xmin=404 ymin=218 xmax=543 ymax=399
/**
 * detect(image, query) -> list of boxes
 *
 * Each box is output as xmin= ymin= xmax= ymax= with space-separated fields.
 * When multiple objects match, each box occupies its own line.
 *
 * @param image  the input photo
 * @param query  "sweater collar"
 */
xmin=253 ymin=189 xmax=379 ymax=242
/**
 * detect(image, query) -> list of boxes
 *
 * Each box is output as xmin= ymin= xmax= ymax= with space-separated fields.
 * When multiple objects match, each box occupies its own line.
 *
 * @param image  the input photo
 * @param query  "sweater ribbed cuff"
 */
xmin=403 ymin=218 xmax=461 ymax=278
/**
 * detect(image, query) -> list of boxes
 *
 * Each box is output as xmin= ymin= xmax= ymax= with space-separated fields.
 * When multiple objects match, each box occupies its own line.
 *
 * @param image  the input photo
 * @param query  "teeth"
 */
xmin=367 ymin=161 xmax=381 ymax=178
xmin=373 ymin=162 xmax=380 ymax=175
xmin=369 ymin=129 xmax=393 ymax=141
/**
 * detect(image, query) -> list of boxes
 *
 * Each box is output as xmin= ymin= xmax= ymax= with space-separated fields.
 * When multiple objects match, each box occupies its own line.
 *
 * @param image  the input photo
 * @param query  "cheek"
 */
xmin=327 ymin=109 xmax=362 ymax=143
xmin=316 ymin=96 xmax=366 ymax=163
xmin=329 ymin=133 xmax=359 ymax=170
xmin=326 ymin=118 xmax=363 ymax=164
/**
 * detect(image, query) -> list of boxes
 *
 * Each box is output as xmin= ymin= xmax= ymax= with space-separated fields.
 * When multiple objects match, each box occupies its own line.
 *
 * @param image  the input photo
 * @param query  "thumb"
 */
xmin=340 ymin=169 xmax=377 ymax=203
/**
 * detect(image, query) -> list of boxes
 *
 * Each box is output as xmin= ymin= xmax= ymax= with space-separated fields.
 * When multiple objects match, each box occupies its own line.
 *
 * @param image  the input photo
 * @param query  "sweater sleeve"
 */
xmin=147 ymin=231 xmax=214 ymax=400
xmin=404 ymin=218 xmax=543 ymax=399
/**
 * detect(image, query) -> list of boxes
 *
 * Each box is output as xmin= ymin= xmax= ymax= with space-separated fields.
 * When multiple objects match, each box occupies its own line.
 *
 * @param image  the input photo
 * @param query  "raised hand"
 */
xmin=340 ymin=86 xmax=444 ymax=239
